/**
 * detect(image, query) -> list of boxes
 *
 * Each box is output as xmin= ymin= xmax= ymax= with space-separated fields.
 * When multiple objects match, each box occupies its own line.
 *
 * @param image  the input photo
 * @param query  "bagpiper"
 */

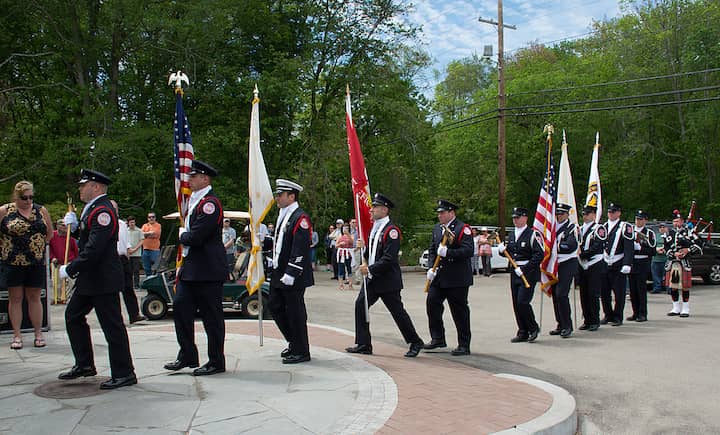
xmin=664 ymin=210 xmax=702 ymax=317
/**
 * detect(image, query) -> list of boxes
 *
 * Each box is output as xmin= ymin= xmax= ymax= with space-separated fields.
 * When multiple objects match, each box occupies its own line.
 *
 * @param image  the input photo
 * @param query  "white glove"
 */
xmin=514 ymin=267 xmax=523 ymax=277
xmin=497 ymin=243 xmax=506 ymax=254
xmin=621 ymin=265 xmax=631 ymax=274
xmin=64 ymin=212 xmax=78 ymax=231
xmin=437 ymin=245 xmax=448 ymax=257
xmin=266 ymin=258 xmax=274 ymax=269
xmin=634 ymin=242 xmax=641 ymax=251
xmin=280 ymin=273 xmax=295 ymax=286
xmin=426 ymin=269 xmax=436 ymax=282
xmin=178 ymin=227 xmax=187 ymax=238
xmin=59 ymin=265 xmax=69 ymax=280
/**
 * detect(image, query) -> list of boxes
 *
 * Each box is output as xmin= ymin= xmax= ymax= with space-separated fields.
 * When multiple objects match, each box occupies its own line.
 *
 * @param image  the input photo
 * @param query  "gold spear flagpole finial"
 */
xmin=595 ymin=131 xmax=600 ymax=146
xmin=253 ymin=84 xmax=260 ymax=104
xmin=168 ymin=70 xmax=190 ymax=96
xmin=543 ymin=124 xmax=554 ymax=136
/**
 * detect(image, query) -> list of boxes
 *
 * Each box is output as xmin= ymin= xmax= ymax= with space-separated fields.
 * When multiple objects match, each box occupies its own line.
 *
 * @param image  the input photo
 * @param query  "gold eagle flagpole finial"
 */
xmin=168 ymin=70 xmax=190 ymax=96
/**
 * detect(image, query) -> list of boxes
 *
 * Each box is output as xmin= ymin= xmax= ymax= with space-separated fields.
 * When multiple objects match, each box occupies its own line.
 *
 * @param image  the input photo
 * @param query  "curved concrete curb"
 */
xmin=492 ymin=374 xmax=577 ymax=435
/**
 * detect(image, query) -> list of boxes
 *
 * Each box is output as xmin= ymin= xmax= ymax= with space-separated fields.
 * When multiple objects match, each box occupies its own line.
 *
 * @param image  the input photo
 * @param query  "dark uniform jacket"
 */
xmin=602 ymin=220 xmax=634 ymax=270
xmin=179 ymin=189 xmax=227 ymax=282
xmin=507 ymin=227 xmax=545 ymax=282
xmin=632 ymin=226 xmax=657 ymax=275
xmin=365 ymin=221 xmax=403 ymax=293
xmin=271 ymin=206 xmax=314 ymax=289
xmin=66 ymin=195 xmax=122 ymax=295
xmin=663 ymin=226 xmax=703 ymax=270
xmin=427 ymin=218 xmax=474 ymax=288
xmin=556 ymin=221 xmax=579 ymax=261
xmin=579 ymin=222 xmax=606 ymax=268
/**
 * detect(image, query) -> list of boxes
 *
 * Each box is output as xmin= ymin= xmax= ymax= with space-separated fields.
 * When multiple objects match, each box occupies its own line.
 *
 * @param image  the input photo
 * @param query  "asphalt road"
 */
xmin=41 ymin=268 xmax=719 ymax=434
xmin=304 ymin=269 xmax=720 ymax=434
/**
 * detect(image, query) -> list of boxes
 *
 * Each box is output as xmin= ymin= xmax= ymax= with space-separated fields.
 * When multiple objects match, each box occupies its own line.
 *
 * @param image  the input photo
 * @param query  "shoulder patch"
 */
xmin=595 ymin=225 xmax=607 ymax=240
xmin=533 ymin=231 xmax=545 ymax=247
xmin=202 ymin=201 xmax=216 ymax=215
xmin=300 ymin=217 xmax=310 ymax=230
xmin=463 ymin=226 xmax=471 ymax=236
xmin=96 ymin=212 xmax=111 ymax=226
xmin=623 ymin=222 xmax=634 ymax=240
xmin=389 ymin=228 xmax=399 ymax=240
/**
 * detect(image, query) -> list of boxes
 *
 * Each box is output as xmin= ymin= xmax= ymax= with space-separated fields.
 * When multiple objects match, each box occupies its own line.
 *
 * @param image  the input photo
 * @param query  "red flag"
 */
xmin=345 ymin=86 xmax=372 ymax=243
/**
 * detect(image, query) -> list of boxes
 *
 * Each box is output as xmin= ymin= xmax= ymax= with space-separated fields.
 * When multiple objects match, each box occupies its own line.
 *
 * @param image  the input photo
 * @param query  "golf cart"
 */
xmin=139 ymin=211 xmax=271 ymax=320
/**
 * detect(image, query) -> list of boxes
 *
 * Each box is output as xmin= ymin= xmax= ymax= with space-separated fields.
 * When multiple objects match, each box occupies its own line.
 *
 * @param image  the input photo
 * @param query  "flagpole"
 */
xmin=355 ymin=194 xmax=370 ymax=320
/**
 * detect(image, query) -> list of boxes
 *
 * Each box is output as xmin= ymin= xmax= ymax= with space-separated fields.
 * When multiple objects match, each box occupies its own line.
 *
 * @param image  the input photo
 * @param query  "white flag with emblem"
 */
xmin=558 ymin=130 xmax=578 ymax=228
xmin=247 ymin=85 xmax=274 ymax=296
xmin=585 ymin=132 xmax=602 ymax=223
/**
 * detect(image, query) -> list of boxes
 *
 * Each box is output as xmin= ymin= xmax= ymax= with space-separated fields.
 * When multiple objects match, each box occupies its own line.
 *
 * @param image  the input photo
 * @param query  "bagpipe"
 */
xmin=683 ymin=200 xmax=714 ymax=242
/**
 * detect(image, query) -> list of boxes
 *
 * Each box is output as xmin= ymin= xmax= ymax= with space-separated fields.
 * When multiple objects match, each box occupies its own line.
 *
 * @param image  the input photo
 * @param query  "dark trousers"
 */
xmin=119 ymin=256 xmax=140 ymax=319
xmin=129 ymin=256 xmax=142 ymax=288
xmin=629 ymin=262 xmax=650 ymax=317
xmin=172 ymin=280 xmax=225 ymax=368
xmin=651 ymin=261 xmax=667 ymax=293
xmin=481 ymin=256 xmax=492 ymax=276
xmin=426 ymin=284 xmax=471 ymax=347
xmin=510 ymin=275 xmax=538 ymax=337
xmin=578 ymin=262 xmax=603 ymax=326
xmin=269 ymin=285 xmax=310 ymax=356
xmin=601 ymin=267 xmax=627 ymax=322
xmin=65 ymin=292 xmax=134 ymax=378
xmin=354 ymin=286 xmax=422 ymax=346
xmin=331 ymin=247 xmax=339 ymax=278
xmin=552 ymin=259 xmax=577 ymax=331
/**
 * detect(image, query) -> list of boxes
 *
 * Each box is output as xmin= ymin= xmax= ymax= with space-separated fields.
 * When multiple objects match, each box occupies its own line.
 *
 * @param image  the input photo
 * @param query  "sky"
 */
xmin=407 ymin=0 xmax=626 ymax=94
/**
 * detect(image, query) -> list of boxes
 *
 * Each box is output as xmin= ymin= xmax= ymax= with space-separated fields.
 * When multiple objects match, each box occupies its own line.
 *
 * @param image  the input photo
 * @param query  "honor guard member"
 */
xmin=58 ymin=169 xmax=136 ymax=389
xmin=577 ymin=206 xmax=606 ymax=331
xmin=549 ymin=203 xmax=578 ymax=338
xmin=627 ymin=209 xmax=656 ymax=322
xmin=423 ymin=199 xmax=474 ymax=355
xmin=270 ymin=179 xmax=314 ymax=364
xmin=164 ymin=160 xmax=227 ymax=376
xmin=346 ymin=193 xmax=425 ymax=357
xmin=497 ymin=207 xmax=545 ymax=343
xmin=664 ymin=210 xmax=702 ymax=317
xmin=600 ymin=203 xmax=634 ymax=326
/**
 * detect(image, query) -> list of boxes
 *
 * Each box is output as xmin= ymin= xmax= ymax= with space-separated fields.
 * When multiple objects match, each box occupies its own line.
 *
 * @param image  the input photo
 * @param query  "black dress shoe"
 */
xmin=130 ymin=315 xmax=147 ymax=324
xmin=510 ymin=335 xmax=528 ymax=343
xmin=528 ymin=329 xmax=539 ymax=343
xmin=404 ymin=342 xmax=423 ymax=358
xmin=345 ymin=344 xmax=373 ymax=355
xmin=58 ymin=365 xmax=97 ymax=380
xmin=282 ymin=354 xmax=311 ymax=364
xmin=600 ymin=317 xmax=610 ymax=325
xmin=588 ymin=324 xmax=600 ymax=331
xmin=422 ymin=339 xmax=447 ymax=350
xmin=193 ymin=364 xmax=226 ymax=376
xmin=578 ymin=324 xmax=589 ymax=330
xmin=611 ymin=320 xmax=623 ymax=326
xmin=679 ymin=313 xmax=689 ymax=318
xmin=100 ymin=373 xmax=137 ymax=389
xmin=164 ymin=360 xmax=199 ymax=371
xmin=636 ymin=316 xmax=647 ymax=322
xmin=281 ymin=347 xmax=292 ymax=358
xmin=560 ymin=329 xmax=572 ymax=338
xmin=451 ymin=346 xmax=470 ymax=356
xmin=626 ymin=315 xmax=637 ymax=321
xmin=549 ymin=329 xmax=561 ymax=335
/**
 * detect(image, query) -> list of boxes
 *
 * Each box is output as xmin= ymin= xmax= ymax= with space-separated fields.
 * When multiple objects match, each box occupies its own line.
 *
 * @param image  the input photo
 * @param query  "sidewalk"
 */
xmin=0 ymin=316 xmax=575 ymax=434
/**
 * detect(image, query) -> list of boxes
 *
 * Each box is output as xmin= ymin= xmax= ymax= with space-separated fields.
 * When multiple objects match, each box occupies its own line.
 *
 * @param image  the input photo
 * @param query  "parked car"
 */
xmin=419 ymin=247 xmax=509 ymax=272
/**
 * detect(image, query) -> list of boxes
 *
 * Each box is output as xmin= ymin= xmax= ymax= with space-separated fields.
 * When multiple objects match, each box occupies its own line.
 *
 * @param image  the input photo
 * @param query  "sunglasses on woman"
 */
xmin=19 ymin=195 xmax=33 ymax=201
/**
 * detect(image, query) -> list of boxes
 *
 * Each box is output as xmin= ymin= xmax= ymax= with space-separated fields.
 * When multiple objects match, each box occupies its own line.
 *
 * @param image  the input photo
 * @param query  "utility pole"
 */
xmin=479 ymin=0 xmax=515 ymax=238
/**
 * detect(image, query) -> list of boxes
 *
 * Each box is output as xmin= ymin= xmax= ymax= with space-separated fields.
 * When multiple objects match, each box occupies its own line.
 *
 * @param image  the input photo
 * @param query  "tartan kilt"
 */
xmin=664 ymin=261 xmax=692 ymax=289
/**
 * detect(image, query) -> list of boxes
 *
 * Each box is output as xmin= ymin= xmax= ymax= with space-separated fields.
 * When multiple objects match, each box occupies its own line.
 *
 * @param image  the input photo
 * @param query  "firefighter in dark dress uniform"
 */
xmin=269 ymin=179 xmax=314 ymax=364
xmin=628 ymin=209 xmax=656 ymax=322
xmin=345 ymin=193 xmax=425 ymax=357
xmin=58 ymin=169 xmax=136 ymax=389
xmin=423 ymin=199 xmax=474 ymax=355
xmin=497 ymin=207 xmax=545 ymax=343
xmin=577 ymin=205 xmax=606 ymax=331
xmin=550 ymin=203 xmax=578 ymax=338
xmin=164 ymin=160 xmax=227 ymax=376
xmin=601 ymin=203 xmax=634 ymax=326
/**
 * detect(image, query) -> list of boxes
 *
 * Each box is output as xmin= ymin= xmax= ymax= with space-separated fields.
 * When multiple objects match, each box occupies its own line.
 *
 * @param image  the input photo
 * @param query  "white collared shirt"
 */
xmin=515 ymin=225 xmax=528 ymax=241
xmin=80 ymin=193 xmax=108 ymax=220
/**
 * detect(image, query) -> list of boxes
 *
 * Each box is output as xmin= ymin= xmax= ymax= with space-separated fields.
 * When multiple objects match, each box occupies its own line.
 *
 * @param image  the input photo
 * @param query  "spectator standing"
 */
xmin=141 ymin=212 xmax=162 ymax=276
xmin=336 ymin=226 xmax=354 ymax=290
xmin=49 ymin=219 xmax=79 ymax=299
xmin=222 ymin=218 xmax=236 ymax=275
xmin=0 ymin=180 xmax=54 ymax=350
xmin=324 ymin=225 xmax=335 ymax=271
xmin=478 ymin=227 xmax=493 ymax=276
xmin=471 ymin=228 xmax=480 ymax=275
xmin=310 ymin=228 xmax=319 ymax=270
xmin=651 ymin=224 xmax=668 ymax=294
xmin=126 ymin=216 xmax=144 ymax=288
xmin=329 ymin=220 xmax=343 ymax=279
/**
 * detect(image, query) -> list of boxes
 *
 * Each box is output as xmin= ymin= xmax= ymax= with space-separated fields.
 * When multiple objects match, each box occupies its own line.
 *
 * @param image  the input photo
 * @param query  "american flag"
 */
xmin=173 ymin=91 xmax=195 ymax=218
xmin=533 ymin=134 xmax=559 ymax=294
